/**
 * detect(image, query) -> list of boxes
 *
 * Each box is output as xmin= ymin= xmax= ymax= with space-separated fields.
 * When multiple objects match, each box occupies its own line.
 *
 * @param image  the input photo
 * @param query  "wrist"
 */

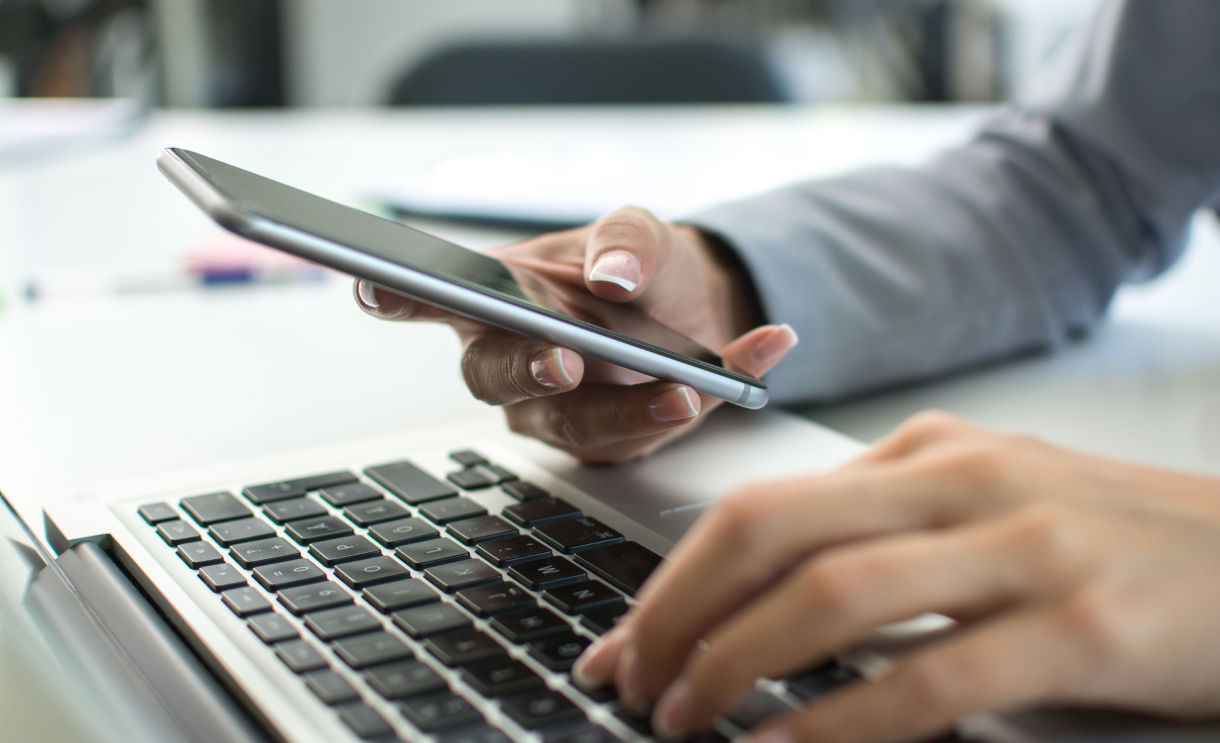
xmin=677 ymin=225 xmax=765 ymax=344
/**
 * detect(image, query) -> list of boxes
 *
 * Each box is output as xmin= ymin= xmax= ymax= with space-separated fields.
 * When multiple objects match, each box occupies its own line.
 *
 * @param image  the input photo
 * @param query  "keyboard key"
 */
xmin=447 ymin=515 xmax=517 ymax=545
xmin=457 ymin=581 xmax=535 ymax=617
xmin=534 ymin=518 xmax=623 ymax=554
xmin=230 ymin=537 xmax=298 ymax=568
xmin=364 ymin=660 xmax=446 ymax=699
xmin=334 ymin=555 xmax=408 ymax=588
xmin=528 ymin=632 xmax=590 ymax=672
xmin=786 ymin=661 xmax=858 ymax=701
xmin=476 ymin=464 xmax=517 ymax=484
xmin=337 ymin=702 xmax=395 ymax=740
xmin=285 ymin=515 xmax=354 ymax=545
xmin=726 ymin=690 xmax=795 ymax=731
xmin=368 ymin=517 xmax=438 ymax=547
xmin=447 ymin=468 xmax=496 ymax=490
xmin=253 ymin=558 xmax=326 ymax=590
xmin=501 ymin=688 xmax=584 ymax=730
xmin=490 ymin=607 xmax=569 ymax=643
xmin=397 ymin=539 xmax=468 ymax=569
xmin=244 ymin=470 xmax=359 ymax=504
xmin=400 ymin=692 xmax=484 ymax=732
xmin=177 ymin=540 xmax=224 ymax=568
xmin=222 ymin=586 xmax=273 ymax=617
xmin=275 ymin=639 xmax=328 ymax=673
xmin=309 ymin=534 xmax=381 ymax=566
xmin=574 ymin=542 xmax=664 ymax=597
xmin=318 ymin=482 xmax=383 ymax=507
xmin=248 ymin=612 xmax=298 ymax=644
xmin=508 ymin=557 xmax=586 ymax=591
xmin=419 ymin=497 xmax=487 ymax=525
xmin=614 ymin=709 xmax=653 ymax=735
xmin=278 ymin=581 xmax=352 ymax=615
xmin=362 ymin=578 xmax=439 ymax=613
xmin=579 ymin=604 xmax=629 ymax=636
xmin=199 ymin=562 xmax=246 ymax=592
xmin=304 ymin=669 xmax=360 ymax=705
xmin=332 ymin=631 xmax=413 ymax=669
xmin=424 ymin=559 xmax=500 ymax=593
xmin=441 ymin=726 xmax=512 ymax=743
xmin=460 ymin=657 xmax=543 ymax=697
xmin=449 ymin=450 xmax=488 ymax=467
xmin=365 ymin=460 xmax=457 ymax=505
xmin=503 ymin=498 xmax=580 ymax=527
xmin=425 ymin=629 xmax=507 ymax=667
xmin=138 ymin=502 xmax=177 ymax=524
xmin=304 ymin=605 xmax=382 ymax=640
xmin=344 ymin=500 xmax=411 ymax=528
xmin=157 ymin=520 xmax=200 ymax=546
xmin=544 ymin=581 xmax=624 ymax=615
xmin=501 ymin=480 xmax=550 ymax=502
xmin=476 ymin=535 xmax=551 ymax=567
xmin=392 ymin=604 xmax=471 ymax=639
xmin=544 ymin=723 xmax=623 ymax=743
xmin=209 ymin=518 xmax=277 ymax=547
xmin=263 ymin=498 xmax=326 ymax=524
xmin=181 ymin=492 xmax=251 ymax=525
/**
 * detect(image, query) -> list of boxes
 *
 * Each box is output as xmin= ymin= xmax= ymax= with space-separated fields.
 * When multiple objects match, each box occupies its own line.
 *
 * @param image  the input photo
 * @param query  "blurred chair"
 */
xmin=387 ymin=38 xmax=786 ymax=105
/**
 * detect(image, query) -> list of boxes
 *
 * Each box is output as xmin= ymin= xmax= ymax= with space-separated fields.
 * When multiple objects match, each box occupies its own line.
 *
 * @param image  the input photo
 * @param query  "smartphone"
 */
xmin=158 ymin=148 xmax=768 ymax=408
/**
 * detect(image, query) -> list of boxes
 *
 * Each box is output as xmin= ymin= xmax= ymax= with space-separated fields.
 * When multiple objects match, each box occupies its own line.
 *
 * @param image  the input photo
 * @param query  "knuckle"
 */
xmin=937 ymin=441 xmax=1011 ymax=490
xmin=706 ymin=488 xmax=766 ymax=543
xmin=903 ymin=656 xmax=968 ymax=715
xmin=1057 ymin=585 xmax=1131 ymax=659
xmin=1010 ymin=503 xmax=1081 ymax=566
xmin=799 ymin=561 xmax=863 ymax=620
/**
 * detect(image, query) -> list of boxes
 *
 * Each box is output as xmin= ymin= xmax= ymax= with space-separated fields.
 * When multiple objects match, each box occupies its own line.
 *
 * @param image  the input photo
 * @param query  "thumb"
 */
xmin=583 ymin=206 xmax=669 ymax=302
xmin=720 ymin=324 xmax=800 ymax=379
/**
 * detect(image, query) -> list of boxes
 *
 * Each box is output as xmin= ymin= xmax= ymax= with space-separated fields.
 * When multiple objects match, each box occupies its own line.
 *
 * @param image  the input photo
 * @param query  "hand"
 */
xmin=574 ymin=412 xmax=1220 ymax=743
xmin=354 ymin=206 xmax=798 ymax=462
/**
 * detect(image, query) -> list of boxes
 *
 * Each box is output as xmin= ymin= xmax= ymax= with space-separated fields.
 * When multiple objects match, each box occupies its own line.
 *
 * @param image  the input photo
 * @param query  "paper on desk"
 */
xmin=0 ymin=97 xmax=144 ymax=163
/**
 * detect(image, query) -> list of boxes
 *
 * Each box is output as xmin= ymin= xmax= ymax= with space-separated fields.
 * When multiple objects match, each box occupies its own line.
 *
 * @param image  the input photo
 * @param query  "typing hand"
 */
xmin=574 ymin=412 xmax=1220 ymax=743
xmin=354 ymin=206 xmax=797 ymax=463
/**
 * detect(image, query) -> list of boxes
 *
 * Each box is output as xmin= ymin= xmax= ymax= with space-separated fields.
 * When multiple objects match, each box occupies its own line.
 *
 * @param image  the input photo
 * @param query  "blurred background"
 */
xmin=0 ymin=0 xmax=1102 ymax=109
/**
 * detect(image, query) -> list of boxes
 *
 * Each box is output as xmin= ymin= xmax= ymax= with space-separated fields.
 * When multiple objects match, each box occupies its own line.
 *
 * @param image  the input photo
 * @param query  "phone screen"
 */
xmin=175 ymin=149 xmax=733 ymax=374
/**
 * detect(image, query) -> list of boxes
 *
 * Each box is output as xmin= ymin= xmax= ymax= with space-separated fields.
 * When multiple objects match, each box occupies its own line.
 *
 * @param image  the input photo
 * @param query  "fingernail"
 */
xmin=530 ymin=347 xmax=577 ymax=388
xmin=572 ymin=636 xmax=614 ymax=690
xmin=750 ymin=729 xmax=795 ymax=743
xmin=752 ymin=323 xmax=799 ymax=367
xmin=654 ymin=678 xmax=696 ymax=740
xmin=357 ymin=280 xmax=380 ymax=309
xmin=589 ymin=250 xmax=642 ymax=292
xmin=648 ymin=386 xmax=700 ymax=423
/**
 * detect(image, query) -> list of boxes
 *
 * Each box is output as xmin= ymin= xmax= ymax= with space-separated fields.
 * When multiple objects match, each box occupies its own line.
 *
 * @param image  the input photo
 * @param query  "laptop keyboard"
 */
xmin=133 ymin=448 xmax=861 ymax=743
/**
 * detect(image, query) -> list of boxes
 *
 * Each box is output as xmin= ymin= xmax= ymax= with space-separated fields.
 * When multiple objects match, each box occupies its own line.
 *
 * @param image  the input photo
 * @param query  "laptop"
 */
xmin=8 ymin=406 xmax=1220 ymax=743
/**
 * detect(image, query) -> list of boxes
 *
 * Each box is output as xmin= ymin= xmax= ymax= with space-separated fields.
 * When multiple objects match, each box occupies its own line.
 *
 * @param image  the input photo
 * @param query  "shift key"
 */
xmin=230 ymin=537 xmax=299 ymax=568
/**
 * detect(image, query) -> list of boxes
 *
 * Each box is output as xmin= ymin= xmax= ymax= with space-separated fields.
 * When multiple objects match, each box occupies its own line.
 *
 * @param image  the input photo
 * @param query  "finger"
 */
xmin=353 ymin=278 xmax=468 ymax=324
xmin=460 ymin=333 xmax=584 ymax=406
xmin=852 ymin=410 xmax=977 ymax=467
xmin=755 ymin=607 xmax=1087 ymax=743
xmin=583 ymin=206 xmax=669 ymax=301
xmin=503 ymin=381 xmax=701 ymax=452
xmin=720 ymin=323 xmax=800 ymax=379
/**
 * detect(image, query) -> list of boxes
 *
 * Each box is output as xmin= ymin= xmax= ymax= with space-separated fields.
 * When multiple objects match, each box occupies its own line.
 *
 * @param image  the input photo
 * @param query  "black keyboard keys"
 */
xmin=528 ymin=632 xmax=591 ymax=672
xmin=400 ymin=692 xmax=484 ymax=732
xmin=449 ymin=450 xmax=488 ymax=467
xmin=477 ymin=534 xmax=551 ymax=567
xmin=786 ymin=662 xmax=858 ymax=701
xmin=501 ymin=480 xmax=549 ymax=502
xmin=447 ymin=467 xmax=496 ymax=490
xmin=544 ymin=723 xmax=623 ymax=743
xmin=178 ymin=540 xmax=224 ymax=568
xmin=248 ymin=612 xmax=298 ymax=644
xmin=442 ymin=727 xmax=512 ymax=743
xmin=334 ymin=555 xmax=408 ymax=589
xmin=508 ymin=558 xmax=586 ymax=591
xmin=285 ymin=515 xmax=353 ymax=545
xmin=344 ymin=500 xmax=410 ymax=527
xmin=337 ymin=702 xmax=395 ymax=740
xmin=305 ymin=605 xmax=381 ymax=640
xmin=199 ymin=562 xmax=246 ymax=592
xmin=244 ymin=470 xmax=358 ymax=504
xmin=534 ymin=518 xmax=623 ymax=554
xmin=490 ymin=607 xmax=569 ymax=643
xmin=275 ymin=639 xmax=328 ymax=673
xmin=461 ymin=657 xmax=544 ymax=697
xmin=333 ymin=631 xmax=413 ymax=669
xmin=309 ymin=534 xmax=381 ymax=566
xmin=138 ymin=502 xmax=177 ymax=524
xmin=253 ymin=558 xmax=326 ymax=590
xmin=447 ymin=515 xmax=517 ymax=545
xmin=157 ymin=520 xmax=200 ymax=546
xmin=230 ymin=537 xmax=298 ymax=568
xmin=503 ymin=498 xmax=580 ymax=527
xmin=305 ymin=669 xmax=360 ymax=705
xmin=425 ymin=629 xmax=507 ymax=667
xmin=397 ymin=539 xmax=468 ymax=569
xmin=318 ymin=482 xmax=383 ymax=507
xmin=579 ymin=604 xmax=629 ymax=636
xmin=180 ymin=492 xmax=250 ymax=525
xmin=364 ymin=660 xmax=447 ymax=699
xmin=419 ymin=497 xmax=487 ymax=525
xmin=574 ymin=542 xmax=664 ymax=597
xmin=502 ymin=689 xmax=584 ymax=730
xmin=278 ymin=581 xmax=352 ymax=615
xmin=365 ymin=460 xmax=457 ymax=505
xmin=263 ymin=498 xmax=326 ymax=524
xmin=726 ymin=691 xmax=795 ymax=731
xmin=368 ymin=517 xmax=438 ymax=547
xmin=209 ymin=518 xmax=276 ymax=546
xmin=362 ymin=578 xmax=439 ymax=613
xmin=393 ymin=604 xmax=471 ymax=639
xmin=222 ymin=586 xmax=272 ymax=617
xmin=545 ymin=581 xmax=624 ymax=615
xmin=457 ymin=582 xmax=535 ymax=617
xmin=425 ymin=559 xmax=500 ymax=592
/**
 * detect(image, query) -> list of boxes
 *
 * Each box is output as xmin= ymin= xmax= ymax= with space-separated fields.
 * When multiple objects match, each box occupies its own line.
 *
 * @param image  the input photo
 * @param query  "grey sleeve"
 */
xmin=687 ymin=0 xmax=1220 ymax=405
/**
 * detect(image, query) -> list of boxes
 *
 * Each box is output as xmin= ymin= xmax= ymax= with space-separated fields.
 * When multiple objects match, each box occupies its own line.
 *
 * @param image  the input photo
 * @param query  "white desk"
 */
xmin=2 ymin=104 xmax=1218 ymax=538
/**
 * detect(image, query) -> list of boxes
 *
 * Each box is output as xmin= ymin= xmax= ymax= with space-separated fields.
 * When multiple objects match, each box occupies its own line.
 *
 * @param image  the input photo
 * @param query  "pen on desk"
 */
xmin=23 ymin=267 xmax=328 ymax=301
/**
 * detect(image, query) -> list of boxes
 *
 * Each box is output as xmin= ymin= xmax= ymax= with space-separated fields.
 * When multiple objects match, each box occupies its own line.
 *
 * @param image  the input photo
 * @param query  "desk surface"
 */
xmin=2 ymin=104 xmax=1218 ymax=535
